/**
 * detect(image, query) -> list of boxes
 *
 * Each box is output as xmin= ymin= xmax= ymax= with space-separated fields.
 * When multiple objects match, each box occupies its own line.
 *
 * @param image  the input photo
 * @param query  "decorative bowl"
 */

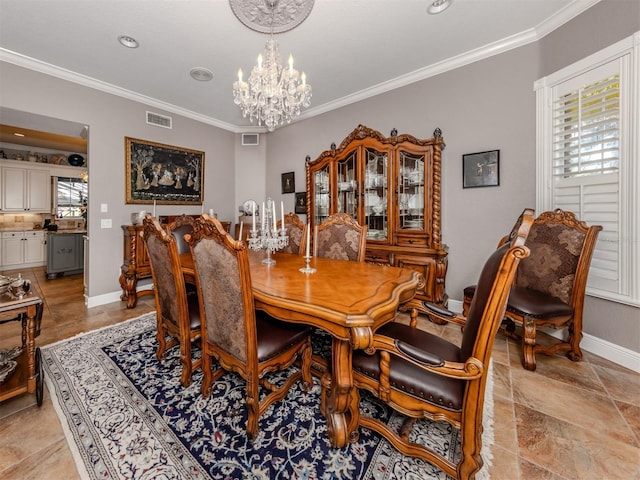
xmin=68 ymin=154 xmax=85 ymax=167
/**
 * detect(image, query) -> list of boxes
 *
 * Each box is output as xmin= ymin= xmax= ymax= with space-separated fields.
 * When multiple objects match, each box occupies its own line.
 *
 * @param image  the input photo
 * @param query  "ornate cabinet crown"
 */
xmin=306 ymin=124 xmax=448 ymax=308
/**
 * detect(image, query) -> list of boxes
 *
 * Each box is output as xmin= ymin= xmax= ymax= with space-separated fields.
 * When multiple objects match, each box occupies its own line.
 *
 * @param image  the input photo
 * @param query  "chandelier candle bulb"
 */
xmin=306 ymin=223 xmax=310 ymax=257
xmin=262 ymin=202 xmax=266 ymax=231
xmin=273 ymin=200 xmax=277 ymax=234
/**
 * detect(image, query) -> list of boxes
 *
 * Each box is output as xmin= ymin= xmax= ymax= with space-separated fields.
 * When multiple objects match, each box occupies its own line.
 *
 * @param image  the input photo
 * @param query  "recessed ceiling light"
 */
xmin=190 ymin=67 xmax=214 ymax=82
xmin=428 ymin=0 xmax=452 ymax=14
xmin=118 ymin=35 xmax=139 ymax=48
xmin=13 ymin=132 xmax=25 ymax=137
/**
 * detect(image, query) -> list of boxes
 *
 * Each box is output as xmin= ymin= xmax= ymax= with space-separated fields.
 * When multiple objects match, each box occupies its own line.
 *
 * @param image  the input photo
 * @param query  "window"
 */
xmin=535 ymin=32 xmax=639 ymax=306
xmin=55 ymin=177 xmax=87 ymax=219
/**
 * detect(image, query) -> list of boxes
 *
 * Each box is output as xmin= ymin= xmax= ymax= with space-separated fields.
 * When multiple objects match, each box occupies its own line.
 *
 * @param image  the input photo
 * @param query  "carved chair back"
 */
xmin=314 ymin=212 xmax=367 ymax=262
xmin=166 ymin=214 xmax=196 ymax=255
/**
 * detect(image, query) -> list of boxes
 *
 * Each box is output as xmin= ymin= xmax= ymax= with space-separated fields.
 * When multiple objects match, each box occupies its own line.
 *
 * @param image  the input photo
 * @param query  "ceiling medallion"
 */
xmin=229 ymin=0 xmax=315 ymax=34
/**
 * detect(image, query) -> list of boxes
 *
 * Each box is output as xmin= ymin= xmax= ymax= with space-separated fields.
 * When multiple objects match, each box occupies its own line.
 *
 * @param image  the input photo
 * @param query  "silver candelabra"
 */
xmin=248 ymin=197 xmax=288 ymax=265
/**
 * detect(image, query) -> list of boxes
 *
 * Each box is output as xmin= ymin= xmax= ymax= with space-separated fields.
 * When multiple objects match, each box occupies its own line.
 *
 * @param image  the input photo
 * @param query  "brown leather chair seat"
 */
xmin=506 ymin=286 xmax=573 ymax=318
xmin=255 ymin=311 xmax=311 ymax=361
xmin=353 ymin=322 xmax=464 ymax=412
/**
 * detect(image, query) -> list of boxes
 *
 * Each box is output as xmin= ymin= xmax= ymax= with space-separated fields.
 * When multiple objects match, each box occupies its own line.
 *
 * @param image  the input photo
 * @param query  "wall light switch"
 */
xmin=100 ymin=219 xmax=112 ymax=229
xmin=100 ymin=203 xmax=108 ymax=213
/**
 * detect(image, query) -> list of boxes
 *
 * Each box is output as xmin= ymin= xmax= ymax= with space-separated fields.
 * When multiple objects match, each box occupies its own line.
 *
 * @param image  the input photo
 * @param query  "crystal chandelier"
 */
xmin=232 ymin=1 xmax=312 ymax=131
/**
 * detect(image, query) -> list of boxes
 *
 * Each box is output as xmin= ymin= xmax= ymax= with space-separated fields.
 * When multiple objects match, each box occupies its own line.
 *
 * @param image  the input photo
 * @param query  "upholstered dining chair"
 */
xmin=352 ymin=238 xmax=531 ymax=480
xmin=313 ymin=212 xmax=367 ymax=262
xmin=185 ymin=214 xmax=313 ymax=439
xmin=141 ymin=214 xmax=201 ymax=387
xmin=277 ymin=212 xmax=306 ymax=255
xmin=501 ymin=209 xmax=602 ymax=371
xmin=461 ymin=207 xmax=536 ymax=316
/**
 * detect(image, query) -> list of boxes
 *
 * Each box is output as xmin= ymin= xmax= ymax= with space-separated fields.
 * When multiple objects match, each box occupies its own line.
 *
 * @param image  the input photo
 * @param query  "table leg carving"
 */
xmin=322 ymin=337 xmax=361 ymax=447
xmin=119 ymin=270 xmax=137 ymax=308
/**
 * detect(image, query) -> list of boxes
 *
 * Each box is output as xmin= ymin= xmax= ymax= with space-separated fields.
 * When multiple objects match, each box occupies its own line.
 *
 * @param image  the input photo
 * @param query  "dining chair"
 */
xmin=501 ymin=209 xmax=602 ymax=370
xmin=314 ymin=212 xmax=367 ymax=262
xmin=141 ymin=214 xmax=201 ymax=388
xmin=352 ymin=238 xmax=531 ymax=480
xmin=165 ymin=213 xmax=196 ymax=255
xmin=277 ymin=212 xmax=306 ymax=255
xmin=185 ymin=214 xmax=313 ymax=439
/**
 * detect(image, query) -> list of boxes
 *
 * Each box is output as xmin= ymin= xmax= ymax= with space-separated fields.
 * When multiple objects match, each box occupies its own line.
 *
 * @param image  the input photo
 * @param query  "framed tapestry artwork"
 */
xmin=295 ymin=192 xmax=307 ymax=214
xmin=125 ymin=137 xmax=204 ymax=205
xmin=462 ymin=150 xmax=500 ymax=188
xmin=281 ymin=171 xmax=295 ymax=194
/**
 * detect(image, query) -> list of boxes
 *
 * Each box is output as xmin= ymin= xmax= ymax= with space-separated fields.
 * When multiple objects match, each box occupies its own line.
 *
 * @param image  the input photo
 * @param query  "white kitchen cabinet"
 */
xmin=0 ymin=165 xmax=51 ymax=213
xmin=1 ymin=231 xmax=46 ymax=268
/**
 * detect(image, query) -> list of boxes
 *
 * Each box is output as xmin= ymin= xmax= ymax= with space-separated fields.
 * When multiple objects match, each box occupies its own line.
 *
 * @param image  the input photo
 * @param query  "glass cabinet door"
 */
xmin=363 ymin=147 xmax=388 ymax=241
xmin=336 ymin=150 xmax=358 ymax=220
xmin=398 ymin=151 xmax=425 ymax=231
xmin=313 ymin=165 xmax=330 ymax=225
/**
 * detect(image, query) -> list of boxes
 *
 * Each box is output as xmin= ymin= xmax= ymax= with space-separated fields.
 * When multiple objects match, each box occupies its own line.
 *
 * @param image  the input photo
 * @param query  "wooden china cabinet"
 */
xmin=306 ymin=124 xmax=448 ymax=310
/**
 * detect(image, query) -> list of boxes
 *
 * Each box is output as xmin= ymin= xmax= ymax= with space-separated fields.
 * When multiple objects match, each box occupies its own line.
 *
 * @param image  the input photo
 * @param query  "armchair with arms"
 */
xmin=352 ymin=226 xmax=531 ymax=479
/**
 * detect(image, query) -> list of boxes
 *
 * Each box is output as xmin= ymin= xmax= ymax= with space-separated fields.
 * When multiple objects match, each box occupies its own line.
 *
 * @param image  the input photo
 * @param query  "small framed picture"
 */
xmin=462 ymin=150 xmax=500 ymax=188
xmin=281 ymin=172 xmax=295 ymax=194
xmin=295 ymin=192 xmax=307 ymax=214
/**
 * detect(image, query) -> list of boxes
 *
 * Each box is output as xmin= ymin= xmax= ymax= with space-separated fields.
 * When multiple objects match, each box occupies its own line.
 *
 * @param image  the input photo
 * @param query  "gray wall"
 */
xmin=266 ymin=1 xmax=639 ymax=353
xmin=0 ymin=63 xmax=236 ymax=299
xmin=0 ymin=0 xmax=637 ymax=354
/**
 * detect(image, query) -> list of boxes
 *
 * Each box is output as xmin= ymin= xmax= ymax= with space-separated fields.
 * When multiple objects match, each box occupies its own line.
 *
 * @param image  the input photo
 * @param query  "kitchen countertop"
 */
xmin=46 ymin=230 xmax=87 ymax=235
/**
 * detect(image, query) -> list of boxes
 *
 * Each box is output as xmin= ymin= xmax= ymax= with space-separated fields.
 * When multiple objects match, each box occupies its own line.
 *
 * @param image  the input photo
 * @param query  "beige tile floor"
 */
xmin=0 ymin=267 xmax=638 ymax=479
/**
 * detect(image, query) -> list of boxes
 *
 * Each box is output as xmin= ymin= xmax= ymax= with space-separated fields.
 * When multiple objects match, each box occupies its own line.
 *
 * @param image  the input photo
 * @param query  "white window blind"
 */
xmin=535 ymin=33 xmax=639 ymax=306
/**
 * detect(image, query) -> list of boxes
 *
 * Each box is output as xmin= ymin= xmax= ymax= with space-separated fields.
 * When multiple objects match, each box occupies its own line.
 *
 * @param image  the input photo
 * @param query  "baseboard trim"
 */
xmin=443 ymin=300 xmax=640 ymax=372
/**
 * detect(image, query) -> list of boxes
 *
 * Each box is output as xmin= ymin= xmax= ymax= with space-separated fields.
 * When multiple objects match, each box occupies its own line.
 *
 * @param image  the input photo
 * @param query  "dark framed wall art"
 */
xmin=462 ymin=150 xmax=500 ymax=188
xmin=295 ymin=192 xmax=307 ymax=214
xmin=281 ymin=171 xmax=295 ymax=194
xmin=125 ymin=137 xmax=204 ymax=205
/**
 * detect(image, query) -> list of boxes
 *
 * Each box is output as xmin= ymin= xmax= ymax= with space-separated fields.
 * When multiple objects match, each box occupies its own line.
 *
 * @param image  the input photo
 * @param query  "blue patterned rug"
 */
xmin=42 ymin=313 xmax=492 ymax=479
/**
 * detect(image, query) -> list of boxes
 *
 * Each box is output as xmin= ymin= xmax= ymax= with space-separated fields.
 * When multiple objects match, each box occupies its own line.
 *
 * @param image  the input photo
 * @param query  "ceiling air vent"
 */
xmin=242 ymin=133 xmax=259 ymax=146
xmin=146 ymin=111 xmax=172 ymax=129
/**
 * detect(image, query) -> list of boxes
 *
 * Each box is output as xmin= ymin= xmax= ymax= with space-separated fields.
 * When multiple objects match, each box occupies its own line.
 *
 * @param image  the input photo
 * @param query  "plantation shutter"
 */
xmin=550 ymin=60 xmax=621 ymax=294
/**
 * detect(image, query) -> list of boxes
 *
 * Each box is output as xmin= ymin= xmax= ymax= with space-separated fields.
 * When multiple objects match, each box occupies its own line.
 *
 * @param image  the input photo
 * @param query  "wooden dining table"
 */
xmin=180 ymin=249 xmax=420 ymax=448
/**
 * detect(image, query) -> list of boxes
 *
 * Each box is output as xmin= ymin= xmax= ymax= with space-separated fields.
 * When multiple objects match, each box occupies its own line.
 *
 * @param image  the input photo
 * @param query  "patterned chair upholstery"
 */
xmin=314 ymin=212 xmax=367 ymax=262
xmin=353 ymin=237 xmax=531 ymax=480
xmin=141 ymin=214 xmax=201 ymax=387
xmin=502 ymin=209 xmax=602 ymax=370
xmin=185 ymin=214 xmax=313 ymax=439
xmin=278 ymin=212 xmax=305 ymax=255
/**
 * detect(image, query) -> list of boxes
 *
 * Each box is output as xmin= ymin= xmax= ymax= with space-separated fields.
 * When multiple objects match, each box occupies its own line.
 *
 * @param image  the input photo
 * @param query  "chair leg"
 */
xmin=246 ymin=374 xmax=260 ymax=440
xmin=179 ymin=339 xmax=192 ymax=388
xmin=522 ymin=316 xmax=537 ymax=371
xmin=566 ymin=320 xmax=583 ymax=362
xmin=301 ymin=340 xmax=313 ymax=391
xmin=201 ymin=353 xmax=213 ymax=396
xmin=156 ymin=324 xmax=167 ymax=361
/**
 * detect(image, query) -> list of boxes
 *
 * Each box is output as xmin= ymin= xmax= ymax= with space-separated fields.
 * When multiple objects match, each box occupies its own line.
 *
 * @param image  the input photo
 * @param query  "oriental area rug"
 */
xmin=42 ymin=313 xmax=493 ymax=480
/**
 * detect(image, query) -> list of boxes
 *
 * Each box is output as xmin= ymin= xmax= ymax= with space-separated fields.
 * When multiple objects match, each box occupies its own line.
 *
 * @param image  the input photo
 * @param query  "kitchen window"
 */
xmin=55 ymin=176 xmax=87 ymax=219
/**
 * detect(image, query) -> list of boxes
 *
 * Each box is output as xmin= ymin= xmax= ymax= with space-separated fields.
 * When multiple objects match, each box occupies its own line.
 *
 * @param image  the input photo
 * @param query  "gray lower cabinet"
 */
xmin=46 ymin=233 xmax=84 ymax=278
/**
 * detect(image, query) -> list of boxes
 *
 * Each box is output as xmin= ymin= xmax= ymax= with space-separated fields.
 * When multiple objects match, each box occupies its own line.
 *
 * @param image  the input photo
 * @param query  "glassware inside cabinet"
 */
xmin=398 ymin=151 xmax=425 ymax=231
xmin=364 ymin=148 xmax=388 ymax=241
xmin=337 ymin=151 xmax=358 ymax=219
xmin=313 ymin=166 xmax=330 ymax=225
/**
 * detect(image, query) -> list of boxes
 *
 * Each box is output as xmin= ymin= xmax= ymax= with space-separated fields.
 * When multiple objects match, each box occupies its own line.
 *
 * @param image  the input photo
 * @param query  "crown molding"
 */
xmin=0 ymin=0 xmax=602 ymax=133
